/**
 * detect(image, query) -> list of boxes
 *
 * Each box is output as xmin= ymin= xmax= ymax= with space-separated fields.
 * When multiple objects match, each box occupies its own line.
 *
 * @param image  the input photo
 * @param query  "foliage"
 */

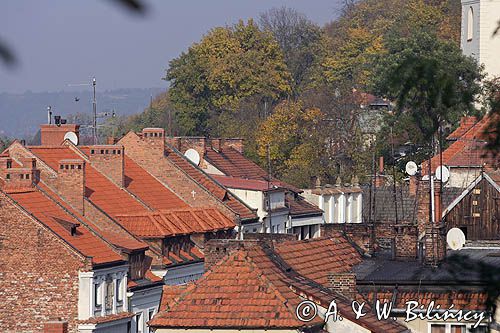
xmin=259 ymin=7 xmax=326 ymax=95
xmin=165 ymin=19 xmax=292 ymax=135
xmin=372 ymin=32 xmax=484 ymax=144
xmin=483 ymin=77 xmax=500 ymax=155
xmin=256 ymin=100 xmax=324 ymax=187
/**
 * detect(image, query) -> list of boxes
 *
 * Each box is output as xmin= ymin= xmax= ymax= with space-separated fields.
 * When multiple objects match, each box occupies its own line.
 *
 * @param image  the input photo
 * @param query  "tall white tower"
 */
xmin=461 ymin=0 xmax=500 ymax=78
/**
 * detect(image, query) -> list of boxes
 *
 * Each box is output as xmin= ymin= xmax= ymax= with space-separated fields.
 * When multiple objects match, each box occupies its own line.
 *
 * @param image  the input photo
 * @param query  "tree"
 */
xmin=373 ymin=32 xmax=484 ymax=155
xmin=165 ymin=19 xmax=292 ymax=135
xmin=256 ymin=100 xmax=324 ymax=187
xmin=259 ymin=7 xmax=325 ymax=95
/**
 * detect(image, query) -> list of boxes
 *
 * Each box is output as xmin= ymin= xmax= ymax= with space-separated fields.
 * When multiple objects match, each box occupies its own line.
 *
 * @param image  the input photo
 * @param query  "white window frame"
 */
xmin=427 ymin=322 xmax=487 ymax=333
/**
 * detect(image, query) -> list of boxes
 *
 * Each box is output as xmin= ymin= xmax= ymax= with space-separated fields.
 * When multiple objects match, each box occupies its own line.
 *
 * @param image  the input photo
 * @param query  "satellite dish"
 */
xmin=64 ymin=131 xmax=78 ymax=145
xmin=446 ymin=228 xmax=466 ymax=250
xmin=405 ymin=161 xmax=418 ymax=176
xmin=435 ymin=165 xmax=450 ymax=183
xmin=184 ymin=148 xmax=200 ymax=166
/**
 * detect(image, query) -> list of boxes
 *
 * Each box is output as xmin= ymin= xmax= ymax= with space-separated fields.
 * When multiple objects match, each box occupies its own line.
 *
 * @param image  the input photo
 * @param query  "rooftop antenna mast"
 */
xmin=92 ymin=77 xmax=97 ymax=144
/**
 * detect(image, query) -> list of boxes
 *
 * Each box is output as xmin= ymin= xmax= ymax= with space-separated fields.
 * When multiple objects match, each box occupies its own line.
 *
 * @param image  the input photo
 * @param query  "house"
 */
xmin=442 ymin=169 xmax=500 ymax=240
xmin=165 ymin=136 xmax=323 ymax=238
xmin=422 ymin=115 xmax=499 ymax=188
xmin=150 ymin=235 xmax=409 ymax=333
xmin=0 ymin=153 xmax=162 ymax=332
xmin=1 ymin=124 xmax=258 ymax=332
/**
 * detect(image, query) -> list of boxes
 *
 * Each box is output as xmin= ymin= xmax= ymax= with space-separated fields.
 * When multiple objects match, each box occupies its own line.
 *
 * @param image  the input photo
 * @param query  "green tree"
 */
xmin=373 ymin=32 xmax=484 ymax=154
xmin=165 ymin=19 xmax=292 ymax=135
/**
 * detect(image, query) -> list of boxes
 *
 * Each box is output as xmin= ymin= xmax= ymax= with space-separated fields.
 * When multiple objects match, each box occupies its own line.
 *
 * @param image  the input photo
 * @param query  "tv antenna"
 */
xmin=67 ymin=77 xmax=98 ymax=144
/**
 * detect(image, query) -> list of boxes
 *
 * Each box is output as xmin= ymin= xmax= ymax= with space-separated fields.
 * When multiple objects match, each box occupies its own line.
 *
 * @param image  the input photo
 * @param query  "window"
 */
xmin=6 ymin=174 xmax=10 ymax=180
xmin=104 ymin=277 xmax=114 ymax=312
xmin=135 ymin=313 xmax=143 ymax=333
xmin=467 ymin=7 xmax=474 ymax=41
xmin=116 ymin=277 xmax=123 ymax=302
xmin=430 ymin=324 xmax=446 ymax=333
xmin=94 ymin=283 xmax=102 ymax=307
xmin=148 ymin=309 xmax=156 ymax=333
xmin=6 ymin=161 xmax=12 ymax=168
xmin=450 ymin=325 xmax=466 ymax=333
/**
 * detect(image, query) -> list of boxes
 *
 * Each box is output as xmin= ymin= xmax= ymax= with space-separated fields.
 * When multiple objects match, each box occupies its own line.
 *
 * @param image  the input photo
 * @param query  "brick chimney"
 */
xmin=416 ymin=178 xmax=446 ymax=266
xmin=142 ymin=128 xmax=165 ymax=159
xmin=210 ymin=138 xmax=223 ymax=151
xmin=55 ymin=159 xmax=85 ymax=214
xmin=44 ymin=320 xmax=68 ymax=333
xmin=88 ymin=145 xmax=124 ymax=187
xmin=40 ymin=124 xmax=80 ymax=146
xmin=222 ymin=138 xmax=244 ymax=153
xmin=327 ymin=273 xmax=357 ymax=299
xmin=1 ymin=168 xmax=37 ymax=191
xmin=424 ymin=225 xmax=446 ymax=267
xmin=178 ymin=137 xmax=207 ymax=157
xmin=374 ymin=156 xmax=386 ymax=187
xmin=409 ymin=175 xmax=418 ymax=196
xmin=393 ymin=225 xmax=418 ymax=260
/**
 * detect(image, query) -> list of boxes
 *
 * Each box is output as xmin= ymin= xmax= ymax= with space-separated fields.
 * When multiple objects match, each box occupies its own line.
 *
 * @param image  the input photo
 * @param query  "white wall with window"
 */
xmin=130 ymin=285 xmax=163 ymax=333
xmin=303 ymin=190 xmax=362 ymax=224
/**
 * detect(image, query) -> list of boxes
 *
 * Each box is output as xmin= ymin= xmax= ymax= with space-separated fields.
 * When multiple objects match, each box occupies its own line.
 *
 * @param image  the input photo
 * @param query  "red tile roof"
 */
xmin=152 ymin=237 xmax=407 ymax=332
xmin=273 ymin=235 xmax=362 ymax=285
xmin=36 ymin=181 xmax=147 ymax=252
xmin=77 ymin=146 xmax=189 ymax=211
xmin=204 ymin=147 xmax=301 ymax=193
xmin=211 ymin=174 xmax=285 ymax=191
xmin=115 ymin=208 xmax=235 ymax=238
xmin=29 ymin=146 xmax=148 ymax=217
xmin=423 ymin=115 xmax=500 ymax=173
xmin=150 ymin=250 xmax=319 ymax=329
xmin=447 ymin=116 xmax=478 ymax=140
xmin=164 ymin=146 xmax=258 ymax=221
xmin=123 ymin=156 xmax=188 ymax=210
xmin=6 ymin=188 xmax=123 ymax=265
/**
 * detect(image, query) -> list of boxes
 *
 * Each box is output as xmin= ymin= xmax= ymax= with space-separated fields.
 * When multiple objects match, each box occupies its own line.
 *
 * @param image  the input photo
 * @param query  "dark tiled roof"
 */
xmin=354 ymin=248 xmax=500 ymax=284
xmin=362 ymin=185 xmax=464 ymax=223
xmin=286 ymin=195 xmax=323 ymax=217
xmin=364 ymin=289 xmax=488 ymax=310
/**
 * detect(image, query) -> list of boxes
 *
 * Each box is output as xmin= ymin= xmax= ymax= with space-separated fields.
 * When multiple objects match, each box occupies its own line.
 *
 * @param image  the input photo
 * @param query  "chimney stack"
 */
xmin=88 ymin=145 xmax=124 ymax=188
xmin=142 ymin=128 xmax=165 ymax=159
xmin=55 ymin=159 xmax=85 ymax=214
xmin=40 ymin=124 xmax=79 ymax=146
xmin=222 ymin=138 xmax=244 ymax=153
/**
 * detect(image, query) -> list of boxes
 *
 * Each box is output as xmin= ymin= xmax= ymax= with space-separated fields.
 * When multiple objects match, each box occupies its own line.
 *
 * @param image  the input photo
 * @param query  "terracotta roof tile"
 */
xmin=447 ymin=116 xmax=478 ymax=140
xmin=273 ymin=235 xmax=362 ymax=285
xmin=29 ymin=146 xmax=148 ymax=217
xmin=36 ymin=181 xmax=147 ymax=252
xmin=423 ymin=115 xmax=500 ymax=173
xmin=211 ymin=175 xmax=285 ymax=191
xmin=205 ymin=147 xmax=301 ymax=193
xmin=150 ymin=250 xmax=317 ymax=329
xmin=6 ymin=188 xmax=123 ymax=265
xmin=165 ymin=145 xmax=257 ymax=221
xmin=115 ymin=208 xmax=235 ymax=238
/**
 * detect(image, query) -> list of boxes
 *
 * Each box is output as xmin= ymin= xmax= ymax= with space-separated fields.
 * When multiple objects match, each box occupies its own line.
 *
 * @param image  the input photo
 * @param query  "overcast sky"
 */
xmin=1 ymin=0 xmax=344 ymax=93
